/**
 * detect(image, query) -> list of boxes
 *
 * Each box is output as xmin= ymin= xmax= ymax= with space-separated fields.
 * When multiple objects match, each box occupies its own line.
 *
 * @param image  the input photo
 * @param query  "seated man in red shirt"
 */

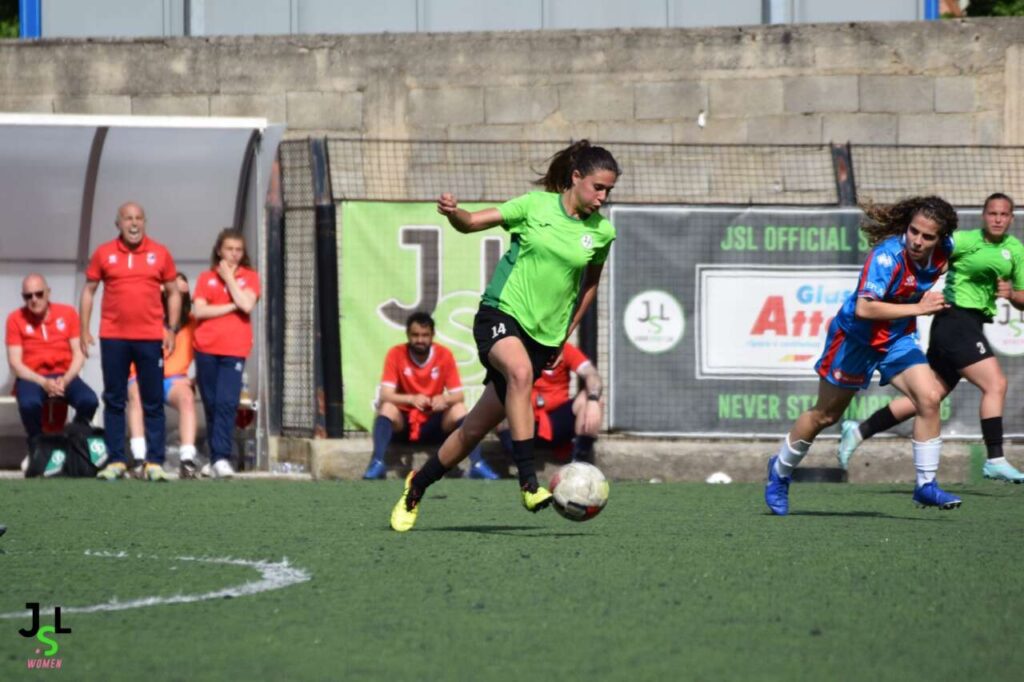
xmin=363 ymin=312 xmax=499 ymax=480
xmin=6 ymin=274 xmax=99 ymax=448
xmin=496 ymin=342 xmax=604 ymax=463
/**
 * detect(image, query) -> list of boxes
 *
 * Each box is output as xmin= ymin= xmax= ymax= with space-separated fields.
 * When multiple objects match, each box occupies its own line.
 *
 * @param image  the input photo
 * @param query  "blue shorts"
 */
xmin=128 ymin=374 xmax=189 ymax=404
xmin=815 ymin=320 xmax=927 ymax=390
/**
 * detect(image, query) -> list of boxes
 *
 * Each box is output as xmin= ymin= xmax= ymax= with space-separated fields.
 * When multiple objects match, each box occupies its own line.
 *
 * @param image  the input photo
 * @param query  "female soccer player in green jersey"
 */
xmin=390 ymin=140 xmax=620 ymax=532
xmin=838 ymin=193 xmax=1024 ymax=482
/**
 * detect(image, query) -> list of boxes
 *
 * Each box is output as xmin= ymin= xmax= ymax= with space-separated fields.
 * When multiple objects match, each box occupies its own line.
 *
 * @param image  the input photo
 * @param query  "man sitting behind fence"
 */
xmin=6 ymin=274 xmax=98 ymax=453
xmin=495 ymin=342 xmax=604 ymax=463
xmin=363 ymin=312 xmax=500 ymax=480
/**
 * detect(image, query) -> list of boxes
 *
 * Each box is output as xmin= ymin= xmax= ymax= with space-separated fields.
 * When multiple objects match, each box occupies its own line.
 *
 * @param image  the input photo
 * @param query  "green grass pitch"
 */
xmin=2 ymin=477 xmax=1023 ymax=680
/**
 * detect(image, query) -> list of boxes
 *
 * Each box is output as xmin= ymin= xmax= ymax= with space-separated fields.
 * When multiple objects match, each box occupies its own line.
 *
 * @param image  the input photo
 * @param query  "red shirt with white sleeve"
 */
xmin=5 ymin=303 xmax=80 ymax=375
xmin=533 ymin=342 xmax=591 ymax=412
xmin=85 ymin=236 xmax=176 ymax=340
xmin=193 ymin=266 xmax=261 ymax=357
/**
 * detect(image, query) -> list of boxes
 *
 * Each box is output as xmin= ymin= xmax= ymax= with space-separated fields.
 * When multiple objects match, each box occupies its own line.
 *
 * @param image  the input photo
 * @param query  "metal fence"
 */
xmin=277 ymin=138 xmax=1024 ymax=436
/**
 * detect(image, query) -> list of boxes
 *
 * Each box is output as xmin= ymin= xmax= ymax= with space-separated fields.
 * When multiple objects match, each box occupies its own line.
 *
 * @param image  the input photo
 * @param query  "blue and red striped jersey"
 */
xmin=833 ymin=234 xmax=953 ymax=351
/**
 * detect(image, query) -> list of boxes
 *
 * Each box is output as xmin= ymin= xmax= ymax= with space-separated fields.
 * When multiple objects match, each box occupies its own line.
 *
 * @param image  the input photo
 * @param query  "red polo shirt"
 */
xmin=380 ymin=343 xmax=462 ymax=413
xmin=193 ymin=266 xmax=261 ymax=357
xmin=5 ymin=303 xmax=80 ymax=375
xmin=85 ymin=236 xmax=177 ymax=341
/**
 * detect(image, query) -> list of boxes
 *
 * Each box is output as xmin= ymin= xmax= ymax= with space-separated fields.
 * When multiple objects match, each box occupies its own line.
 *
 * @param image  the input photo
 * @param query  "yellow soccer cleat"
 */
xmin=390 ymin=472 xmax=421 ymax=532
xmin=96 ymin=461 xmax=127 ymax=481
xmin=521 ymin=486 xmax=553 ymax=513
xmin=144 ymin=463 xmax=171 ymax=482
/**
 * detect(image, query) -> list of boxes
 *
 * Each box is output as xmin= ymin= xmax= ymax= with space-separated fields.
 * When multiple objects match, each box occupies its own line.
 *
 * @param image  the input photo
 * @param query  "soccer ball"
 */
xmin=550 ymin=462 xmax=609 ymax=522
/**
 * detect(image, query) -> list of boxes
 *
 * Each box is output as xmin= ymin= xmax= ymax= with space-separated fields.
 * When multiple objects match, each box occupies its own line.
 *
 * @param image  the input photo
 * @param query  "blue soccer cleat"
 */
xmin=837 ymin=420 xmax=862 ymax=470
xmin=912 ymin=481 xmax=962 ymax=510
xmin=468 ymin=460 xmax=500 ymax=480
xmin=982 ymin=459 xmax=1024 ymax=484
xmin=764 ymin=455 xmax=791 ymax=516
xmin=362 ymin=459 xmax=387 ymax=480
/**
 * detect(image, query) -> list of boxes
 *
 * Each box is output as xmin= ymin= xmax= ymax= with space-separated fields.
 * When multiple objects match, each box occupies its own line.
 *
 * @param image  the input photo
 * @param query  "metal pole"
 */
xmin=830 ymin=143 xmax=857 ymax=207
xmin=309 ymin=138 xmax=344 ymax=438
xmin=19 ymin=0 xmax=41 ymax=38
xmin=265 ymin=154 xmax=285 ymax=435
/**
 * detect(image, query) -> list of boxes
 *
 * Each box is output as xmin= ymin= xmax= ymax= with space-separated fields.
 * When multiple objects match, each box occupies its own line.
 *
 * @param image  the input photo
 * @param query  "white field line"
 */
xmin=0 ymin=550 xmax=311 ymax=619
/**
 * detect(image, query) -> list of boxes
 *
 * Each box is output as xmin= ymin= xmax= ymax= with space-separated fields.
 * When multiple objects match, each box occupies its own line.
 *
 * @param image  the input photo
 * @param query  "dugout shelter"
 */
xmin=0 ymin=113 xmax=285 ymax=468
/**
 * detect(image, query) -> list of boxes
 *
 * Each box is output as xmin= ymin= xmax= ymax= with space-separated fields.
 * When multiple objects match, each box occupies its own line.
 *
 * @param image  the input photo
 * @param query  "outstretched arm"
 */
xmin=437 ymin=193 xmax=504 ymax=234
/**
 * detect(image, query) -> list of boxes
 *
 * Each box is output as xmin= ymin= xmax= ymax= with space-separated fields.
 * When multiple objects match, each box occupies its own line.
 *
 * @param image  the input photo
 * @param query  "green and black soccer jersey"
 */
xmin=946 ymin=229 xmax=1024 ymax=318
xmin=482 ymin=191 xmax=616 ymax=346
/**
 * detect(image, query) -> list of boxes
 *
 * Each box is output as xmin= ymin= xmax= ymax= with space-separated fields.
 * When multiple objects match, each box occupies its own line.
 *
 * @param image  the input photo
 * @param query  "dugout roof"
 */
xmin=0 ymin=114 xmax=285 ymax=455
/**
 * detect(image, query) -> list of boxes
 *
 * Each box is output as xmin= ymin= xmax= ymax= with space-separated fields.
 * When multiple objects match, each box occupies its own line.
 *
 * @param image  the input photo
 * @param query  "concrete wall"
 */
xmin=1 ymin=18 xmax=1023 ymax=145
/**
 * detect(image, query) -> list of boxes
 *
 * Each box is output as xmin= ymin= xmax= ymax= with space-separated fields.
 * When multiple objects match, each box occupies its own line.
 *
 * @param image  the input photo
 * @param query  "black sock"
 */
xmin=511 ymin=439 xmax=537 ymax=492
xmin=858 ymin=404 xmax=902 ymax=440
xmin=572 ymin=436 xmax=596 ymax=462
xmin=410 ymin=455 xmax=449 ymax=504
xmin=371 ymin=416 xmax=393 ymax=462
xmin=497 ymin=429 xmax=514 ymax=455
xmin=981 ymin=416 xmax=1004 ymax=460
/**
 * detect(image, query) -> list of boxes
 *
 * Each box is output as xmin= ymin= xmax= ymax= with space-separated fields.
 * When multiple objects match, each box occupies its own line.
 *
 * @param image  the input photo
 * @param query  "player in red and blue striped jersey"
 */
xmin=766 ymin=196 xmax=961 ymax=515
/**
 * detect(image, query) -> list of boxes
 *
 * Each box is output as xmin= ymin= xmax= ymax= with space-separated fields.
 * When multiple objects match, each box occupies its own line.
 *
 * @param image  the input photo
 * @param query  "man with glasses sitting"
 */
xmin=6 ymin=274 xmax=98 ymax=450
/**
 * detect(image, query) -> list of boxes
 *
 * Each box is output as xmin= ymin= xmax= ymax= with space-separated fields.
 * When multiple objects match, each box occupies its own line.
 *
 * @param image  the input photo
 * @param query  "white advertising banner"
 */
xmin=697 ymin=265 xmax=859 ymax=379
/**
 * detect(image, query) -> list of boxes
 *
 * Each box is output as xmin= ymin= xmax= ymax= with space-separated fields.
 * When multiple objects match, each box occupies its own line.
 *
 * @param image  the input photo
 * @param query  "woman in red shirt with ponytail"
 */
xmin=193 ymin=229 xmax=261 ymax=478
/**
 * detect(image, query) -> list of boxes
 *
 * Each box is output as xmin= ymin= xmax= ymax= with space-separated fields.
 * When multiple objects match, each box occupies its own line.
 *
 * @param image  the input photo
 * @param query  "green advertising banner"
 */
xmin=339 ymin=201 xmax=506 ymax=430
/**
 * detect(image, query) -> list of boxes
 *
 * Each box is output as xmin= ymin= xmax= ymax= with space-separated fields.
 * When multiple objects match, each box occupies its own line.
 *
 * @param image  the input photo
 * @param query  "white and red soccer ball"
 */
xmin=549 ymin=462 xmax=610 ymax=522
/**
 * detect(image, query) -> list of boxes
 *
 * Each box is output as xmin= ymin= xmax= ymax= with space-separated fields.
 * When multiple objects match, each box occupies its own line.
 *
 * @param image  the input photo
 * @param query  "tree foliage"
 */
xmin=967 ymin=0 xmax=1024 ymax=16
xmin=0 ymin=0 xmax=16 ymax=39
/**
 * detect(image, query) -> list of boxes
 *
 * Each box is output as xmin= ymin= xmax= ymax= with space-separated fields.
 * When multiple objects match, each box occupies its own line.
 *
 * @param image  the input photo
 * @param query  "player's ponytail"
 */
xmin=860 ymin=195 xmax=958 ymax=247
xmin=534 ymin=140 xmax=620 ymax=193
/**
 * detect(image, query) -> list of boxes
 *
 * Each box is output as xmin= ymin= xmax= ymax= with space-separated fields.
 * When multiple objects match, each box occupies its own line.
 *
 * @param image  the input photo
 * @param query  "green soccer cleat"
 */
xmin=144 ymin=463 xmax=170 ymax=482
xmin=96 ymin=461 xmax=127 ymax=481
xmin=837 ymin=420 xmax=863 ymax=470
xmin=390 ymin=472 xmax=421 ymax=532
xmin=521 ymin=486 xmax=553 ymax=513
xmin=982 ymin=459 xmax=1024 ymax=484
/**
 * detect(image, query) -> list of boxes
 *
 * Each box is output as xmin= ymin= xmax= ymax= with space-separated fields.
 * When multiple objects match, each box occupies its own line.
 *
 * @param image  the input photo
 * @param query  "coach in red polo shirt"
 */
xmin=80 ymin=201 xmax=180 ymax=482
xmin=6 ymin=273 xmax=98 ymax=443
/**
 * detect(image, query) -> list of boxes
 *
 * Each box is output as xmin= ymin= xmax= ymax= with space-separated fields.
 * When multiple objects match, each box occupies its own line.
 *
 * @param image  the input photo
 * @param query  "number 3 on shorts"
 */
xmin=977 ymin=341 xmax=986 ymax=355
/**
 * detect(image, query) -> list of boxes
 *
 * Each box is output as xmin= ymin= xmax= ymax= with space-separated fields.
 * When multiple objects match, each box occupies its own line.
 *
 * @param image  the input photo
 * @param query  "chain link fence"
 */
xmin=277 ymin=138 xmax=1024 ymax=436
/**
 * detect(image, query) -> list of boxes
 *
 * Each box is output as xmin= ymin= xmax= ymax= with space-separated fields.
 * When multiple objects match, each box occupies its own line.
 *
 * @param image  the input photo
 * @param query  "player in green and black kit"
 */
xmin=390 ymin=140 xmax=620 ymax=532
xmin=838 ymin=193 xmax=1024 ymax=482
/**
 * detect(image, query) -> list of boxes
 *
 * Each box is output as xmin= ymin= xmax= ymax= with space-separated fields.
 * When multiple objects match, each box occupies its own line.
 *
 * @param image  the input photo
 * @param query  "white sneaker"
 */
xmin=21 ymin=456 xmax=29 ymax=473
xmin=211 ymin=459 xmax=235 ymax=479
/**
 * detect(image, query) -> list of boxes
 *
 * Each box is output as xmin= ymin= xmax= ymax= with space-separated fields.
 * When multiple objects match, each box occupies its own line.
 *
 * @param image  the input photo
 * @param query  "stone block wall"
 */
xmin=1 ymin=18 xmax=1024 ymax=145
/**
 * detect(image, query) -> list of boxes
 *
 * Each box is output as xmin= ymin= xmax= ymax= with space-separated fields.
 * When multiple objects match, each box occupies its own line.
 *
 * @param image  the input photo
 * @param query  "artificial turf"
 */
xmin=1 ymin=477 xmax=1023 ymax=681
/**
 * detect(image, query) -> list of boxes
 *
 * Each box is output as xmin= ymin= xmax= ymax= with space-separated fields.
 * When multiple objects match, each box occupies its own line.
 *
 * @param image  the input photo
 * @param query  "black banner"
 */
xmin=608 ymin=206 xmax=1024 ymax=437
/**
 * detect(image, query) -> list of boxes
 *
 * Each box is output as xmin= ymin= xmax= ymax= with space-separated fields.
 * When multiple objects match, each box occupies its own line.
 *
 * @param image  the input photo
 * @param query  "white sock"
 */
xmin=179 ymin=444 xmax=197 ymax=462
xmin=775 ymin=436 xmax=812 ymax=477
xmin=913 ymin=437 xmax=942 ymax=487
xmin=987 ymin=456 xmax=1008 ymax=466
xmin=129 ymin=437 xmax=147 ymax=462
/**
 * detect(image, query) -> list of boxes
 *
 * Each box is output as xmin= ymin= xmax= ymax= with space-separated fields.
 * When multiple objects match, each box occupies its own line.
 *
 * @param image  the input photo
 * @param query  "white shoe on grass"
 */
xmin=212 ymin=459 xmax=235 ymax=479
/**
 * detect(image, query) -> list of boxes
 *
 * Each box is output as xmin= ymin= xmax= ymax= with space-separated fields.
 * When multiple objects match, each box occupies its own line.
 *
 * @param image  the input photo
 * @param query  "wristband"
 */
xmin=587 ymin=393 xmax=601 ymax=401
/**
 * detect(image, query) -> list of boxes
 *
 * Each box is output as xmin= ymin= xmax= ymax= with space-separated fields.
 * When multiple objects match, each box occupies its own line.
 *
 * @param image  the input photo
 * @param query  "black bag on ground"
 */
xmin=24 ymin=434 xmax=71 ymax=478
xmin=24 ymin=424 xmax=109 ymax=478
xmin=63 ymin=422 xmax=109 ymax=477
